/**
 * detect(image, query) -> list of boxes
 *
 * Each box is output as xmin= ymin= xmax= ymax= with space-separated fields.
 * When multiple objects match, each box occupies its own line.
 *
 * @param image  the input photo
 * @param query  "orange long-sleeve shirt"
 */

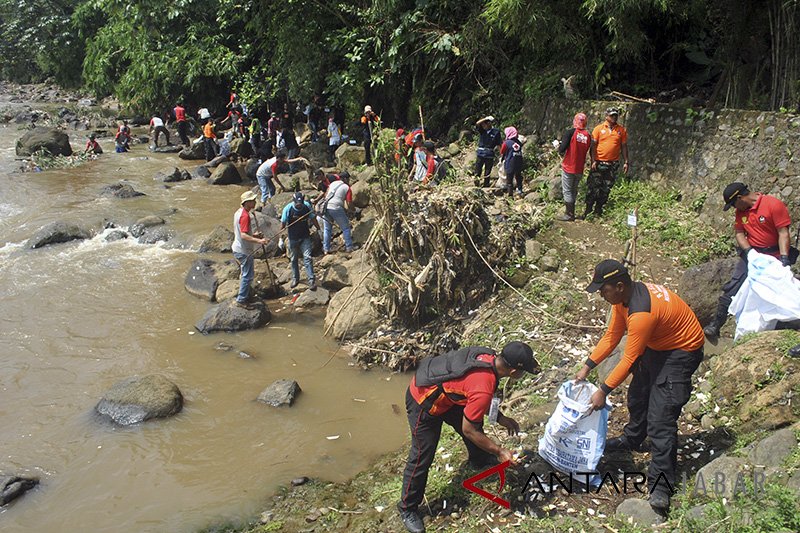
xmin=586 ymin=282 xmax=704 ymax=393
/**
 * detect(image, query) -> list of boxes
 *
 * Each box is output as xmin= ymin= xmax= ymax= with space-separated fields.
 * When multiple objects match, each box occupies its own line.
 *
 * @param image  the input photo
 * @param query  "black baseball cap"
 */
xmin=586 ymin=259 xmax=629 ymax=293
xmin=293 ymin=192 xmax=305 ymax=203
xmin=606 ymin=107 xmax=620 ymax=116
xmin=500 ymin=342 xmax=539 ymax=373
xmin=722 ymin=182 xmax=749 ymax=211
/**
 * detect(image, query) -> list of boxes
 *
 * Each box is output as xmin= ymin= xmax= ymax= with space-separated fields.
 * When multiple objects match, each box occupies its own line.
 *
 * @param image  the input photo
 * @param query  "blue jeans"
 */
xmin=256 ymin=173 xmax=276 ymax=203
xmin=289 ymin=237 xmax=315 ymax=284
xmin=234 ymin=251 xmax=254 ymax=303
xmin=323 ymin=207 xmax=353 ymax=252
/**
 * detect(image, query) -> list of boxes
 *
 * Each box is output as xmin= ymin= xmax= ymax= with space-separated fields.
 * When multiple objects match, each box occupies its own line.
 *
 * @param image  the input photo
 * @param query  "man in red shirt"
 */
xmin=704 ymin=182 xmax=796 ymax=337
xmin=398 ymin=342 xmax=538 ymax=533
xmin=557 ymin=112 xmax=593 ymax=221
xmin=174 ymin=103 xmax=190 ymax=146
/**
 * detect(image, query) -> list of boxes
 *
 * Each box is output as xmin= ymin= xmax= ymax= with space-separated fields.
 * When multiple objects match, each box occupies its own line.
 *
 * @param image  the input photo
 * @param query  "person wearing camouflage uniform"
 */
xmin=585 ymin=107 xmax=629 ymax=217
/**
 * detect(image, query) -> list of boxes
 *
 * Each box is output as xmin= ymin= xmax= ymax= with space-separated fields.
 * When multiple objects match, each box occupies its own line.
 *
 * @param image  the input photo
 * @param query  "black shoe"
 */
xmin=397 ymin=505 xmax=425 ymax=533
xmin=309 ymin=281 xmax=317 ymax=291
xmin=649 ymin=491 xmax=670 ymax=515
xmin=290 ymin=279 xmax=299 ymax=289
xmin=788 ymin=344 xmax=800 ymax=358
xmin=605 ymin=436 xmax=643 ymax=453
xmin=703 ymin=323 xmax=720 ymax=338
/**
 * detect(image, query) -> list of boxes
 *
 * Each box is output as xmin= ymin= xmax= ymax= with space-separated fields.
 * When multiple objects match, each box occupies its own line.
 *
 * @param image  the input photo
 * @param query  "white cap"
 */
xmin=364 ymin=105 xmax=372 ymax=113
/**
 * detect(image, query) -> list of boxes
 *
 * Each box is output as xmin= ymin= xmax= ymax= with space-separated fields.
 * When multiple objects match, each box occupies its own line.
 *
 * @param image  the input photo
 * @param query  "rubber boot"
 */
xmin=483 ymin=176 xmax=490 ymax=188
xmin=703 ymin=299 xmax=730 ymax=338
xmin=557 ymin=202 xmax=575 ymax=221
xmin=581 ymin=201 xmax=593 ymax=220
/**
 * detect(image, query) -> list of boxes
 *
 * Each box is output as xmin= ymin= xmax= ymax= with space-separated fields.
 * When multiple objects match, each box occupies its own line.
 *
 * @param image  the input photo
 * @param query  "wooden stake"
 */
xmin=418 ymin=105 xmax=426 ymax=140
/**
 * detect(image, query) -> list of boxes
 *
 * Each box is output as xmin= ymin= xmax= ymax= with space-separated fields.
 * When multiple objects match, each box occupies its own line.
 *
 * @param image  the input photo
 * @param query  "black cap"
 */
xmin=722 ymin=182 xmax=749 ymax=211
xmin=586 ymin=259 xmax=629 ymax=293
xmin=423 ymin=140 xmax=435 ymax=151
xmin=293 ymin=192 xmax=305 ymax=203
xmin=500 ymin=342 xmax=539 ymax=373
xmin=606 ymin=107 xmax=620 ymax=116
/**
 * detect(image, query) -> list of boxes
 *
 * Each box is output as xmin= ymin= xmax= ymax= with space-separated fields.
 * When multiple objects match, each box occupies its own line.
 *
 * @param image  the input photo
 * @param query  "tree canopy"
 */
xmin=1 ymin=0 xmax=798 ymax=127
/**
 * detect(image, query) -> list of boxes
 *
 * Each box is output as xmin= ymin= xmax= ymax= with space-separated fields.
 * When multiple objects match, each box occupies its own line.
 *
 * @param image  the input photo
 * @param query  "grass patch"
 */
xmin=604 ymin=179 xmax=732 ymax=267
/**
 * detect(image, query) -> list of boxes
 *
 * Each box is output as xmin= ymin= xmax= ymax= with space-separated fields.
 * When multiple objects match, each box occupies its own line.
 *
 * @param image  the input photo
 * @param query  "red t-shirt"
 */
xmin=562 ymin=128 xmax=591 ymax=174
xmin=238 ymin=207 xmax=252 ymax=234
xmin=409 ymin=353 xmax=497 ymax=423
xmin=734 ymin=194 xmax=791 ymax=255
xmin=174 ymin=106 xmax=186 ymax=122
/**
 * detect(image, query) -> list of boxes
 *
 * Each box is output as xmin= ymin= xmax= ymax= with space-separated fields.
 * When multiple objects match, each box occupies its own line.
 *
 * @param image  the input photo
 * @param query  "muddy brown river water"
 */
xmin=0 ymin=120 xmax=407 ymax=532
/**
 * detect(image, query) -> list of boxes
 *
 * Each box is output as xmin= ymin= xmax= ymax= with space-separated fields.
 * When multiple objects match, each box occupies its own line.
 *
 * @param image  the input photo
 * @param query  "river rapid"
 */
xmin=0 ymin=117 xmax=407 ymax=532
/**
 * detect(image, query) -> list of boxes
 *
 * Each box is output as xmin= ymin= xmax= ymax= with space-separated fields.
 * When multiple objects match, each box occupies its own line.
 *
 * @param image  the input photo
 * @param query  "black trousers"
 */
xmin=177 ymin=121 xmax=190 ymax=146
xmin=364 ymin=137 xmax=372 ymax=165
xmin=713 ymin=257 xmax=748 ymax=327
xmin=622 ymin=347 xmax=703 ymax=496
xmin=475 ymin=156 xmax=494 ymax=185
xmin=507 ymin=171 xmax=523 ymax=195
xmin=399 ymin=388 xmax=493 ymax=512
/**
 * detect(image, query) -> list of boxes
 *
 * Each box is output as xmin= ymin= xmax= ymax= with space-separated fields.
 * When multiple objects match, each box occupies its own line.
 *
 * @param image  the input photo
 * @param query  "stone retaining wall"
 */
xmin=525 ymin=99 xmax=800 ymax=232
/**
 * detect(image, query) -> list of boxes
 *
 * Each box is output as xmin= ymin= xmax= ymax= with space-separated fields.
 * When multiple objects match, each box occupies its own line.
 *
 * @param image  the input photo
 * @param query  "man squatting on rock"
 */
xmin=703 ymin=182 xmax=797 ymax=338
xmin=397 ymin=342 xmax=539 ymax=533
xmin=575 ymin=259 xmax=705 ymax=515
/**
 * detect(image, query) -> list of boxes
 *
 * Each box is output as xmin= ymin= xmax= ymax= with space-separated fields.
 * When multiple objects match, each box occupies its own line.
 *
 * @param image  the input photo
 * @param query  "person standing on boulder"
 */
xmin=174 ymin=103 xmax=190 ymax=146
xmin=232 ymin=191 xmax=268 ymax=310
xmin=281 ymin=192 xmax=319 ymax=291
xmin=321 ymin=174 xmax=355 ymax=254
xmin=575 ymin=259 xmax=704 ymax=515
xmin=327 ymin=115 xmax=341 ymax=164
xmin=361 ymin=105 xmax=380 ymax=166
xmin=202 ymin=118 xmax=218 ymax=162
xmin=255 ymin=149 xmax=308 ymax=203
xmin=150 ymin=114 xmax=170 ymax=147
xmin=475 ymin=116 xmax=502 ymax=188
xmin=703 ymin=182 xmax=796 ymax=338
xmin=586 ymin=107 xmax=628 ymax=217
xmin=557 ymin=112 xmax=592 ymax=221
xmin=499 ymin=126 xmax=524 ymax=197
xmin=398 ymin=342 xmax=538 ymax=533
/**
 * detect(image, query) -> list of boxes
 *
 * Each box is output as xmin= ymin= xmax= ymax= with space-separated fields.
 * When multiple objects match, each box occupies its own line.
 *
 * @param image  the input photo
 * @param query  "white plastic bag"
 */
xmin=729 ymin=249 xmax=800 ymax=340
xmin=538 ymin=381 xmax=611 ymax=487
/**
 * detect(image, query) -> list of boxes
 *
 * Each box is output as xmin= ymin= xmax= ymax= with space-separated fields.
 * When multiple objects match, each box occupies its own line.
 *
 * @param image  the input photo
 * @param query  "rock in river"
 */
xmin=184 ymin=258 xmax=239 ymax=301
xmin=195 ymin=300 xmax=271 ymax=333
xmin=199 ymin=225 xmax=234 ymax=253
xmin=208 ymin=162 xmax=242 ymax=185
xmin=257 ymin=379 xmax=301 ymax=407
xmin=95 ymin=375 xmax=183 ymax=426
xmin=1 ymin=474 xmax=39 ymax=506
xmin=100 ymin=182 xmax=146 ymax=199
xmin=154 ymin=167 xmax=191 ymax=183
xmin=27 ymin=221 xmax=91 ymax=249
xmin=15 ymin=127 xmax=72 ymax=156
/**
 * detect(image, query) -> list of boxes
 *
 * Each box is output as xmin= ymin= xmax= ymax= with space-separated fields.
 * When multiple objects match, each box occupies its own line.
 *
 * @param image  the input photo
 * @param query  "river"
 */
xmin=0 ymin=117 xmax=407 ymax=532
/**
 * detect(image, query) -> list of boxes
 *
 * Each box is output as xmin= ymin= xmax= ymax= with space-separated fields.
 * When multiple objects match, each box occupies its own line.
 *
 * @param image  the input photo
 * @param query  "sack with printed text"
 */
xmin=538 ymin=380 xmax=611 ymax=487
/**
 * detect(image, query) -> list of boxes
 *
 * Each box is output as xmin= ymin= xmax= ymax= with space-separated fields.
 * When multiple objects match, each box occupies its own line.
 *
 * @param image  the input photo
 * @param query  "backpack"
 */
xmin=415 ymin=346 xmax=496 ymax=387
xmin=422 ymin=155 xmax=448 ymax=183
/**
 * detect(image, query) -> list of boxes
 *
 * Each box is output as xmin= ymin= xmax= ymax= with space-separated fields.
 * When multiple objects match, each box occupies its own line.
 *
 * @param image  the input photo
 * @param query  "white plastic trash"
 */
xmin=538 ymin=380 xmax=611 ymax=487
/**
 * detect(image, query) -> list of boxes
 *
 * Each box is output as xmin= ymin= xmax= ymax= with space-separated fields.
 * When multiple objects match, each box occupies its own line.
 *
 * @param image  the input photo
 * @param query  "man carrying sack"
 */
xmin=575 ymin=260 xmax=704 ymax=515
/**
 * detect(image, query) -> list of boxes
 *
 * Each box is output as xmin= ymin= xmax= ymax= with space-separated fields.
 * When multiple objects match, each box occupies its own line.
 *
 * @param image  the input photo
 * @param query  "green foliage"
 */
xmin=605 ymin=179 xmax=732 ymax=266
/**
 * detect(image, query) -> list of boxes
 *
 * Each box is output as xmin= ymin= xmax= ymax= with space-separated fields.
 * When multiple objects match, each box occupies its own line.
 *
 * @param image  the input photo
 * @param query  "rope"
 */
xmin=457 ymin=217 xmax=603 ymax=330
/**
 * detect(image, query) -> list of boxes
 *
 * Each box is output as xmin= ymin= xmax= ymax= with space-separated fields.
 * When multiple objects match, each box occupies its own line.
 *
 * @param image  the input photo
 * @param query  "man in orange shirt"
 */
xmin=398 ymin=342 xmax=538 ymax=533
xmin=585 ymin=107 xmax=629 ymax=217
xmin=575 ymin=260 xmax=704 ymax=515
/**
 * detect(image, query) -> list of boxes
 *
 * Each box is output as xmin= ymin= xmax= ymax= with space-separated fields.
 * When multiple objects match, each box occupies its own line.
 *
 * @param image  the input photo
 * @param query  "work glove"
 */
xmin=780 ymin=255 xmax=791 ymax=267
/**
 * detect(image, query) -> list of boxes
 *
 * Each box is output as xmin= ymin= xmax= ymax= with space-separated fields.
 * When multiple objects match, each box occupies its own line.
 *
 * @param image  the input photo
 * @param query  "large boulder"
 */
xmin=154 ymin=167 xmax=191 ymax=183
xmin=1 ymin=475 xmax=39 ymax=506
xmin=15 ymin=127 xmax=72 ymax=156
xmin=199 ymin=225 xmax=234 ymax=253
xmin=95 ymin=375 xmax=183 ymax=425
xmin=215 ymin=260 xmax=280 ymax=302
xmin=137 ymin=226 xmax=173 ymax=244
xmin=350 ymin=180 xmax=371 ymax=208
xmin=208 ymin=162 xmax=242 ymax=185
xmin=351 ymin=211 xmax=377 ymax=244
xmin=245 ymin=158 xmax=260 ymax=181
xmin=335 ymin=144 xmax=366 ymax=168
xmin=192 ymin=165 xmax=212 ymax=180
xmin=100 ymin=182 xmax=145 ymax=199
xmin=230 ymin=138 xmax=254 ymax=159
xmin=679 ymin=257 xmax=740 ymax=325
xmin=151 ymin=145 xmax=182 ymax=154
xmin=184 ymin=258 xmax=239 ymax=301
xmin=27 ymin=221 xmax=91 ymax=249
xmin=257 ymin=379 xmax=301 ymax=407
xmin=179 ymin=142 xmax=205 ymax=160
xmin=324 ymin=275 xmax=381 ymax=340
xmin=195 ymin=300 xmax=271 ymax=333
